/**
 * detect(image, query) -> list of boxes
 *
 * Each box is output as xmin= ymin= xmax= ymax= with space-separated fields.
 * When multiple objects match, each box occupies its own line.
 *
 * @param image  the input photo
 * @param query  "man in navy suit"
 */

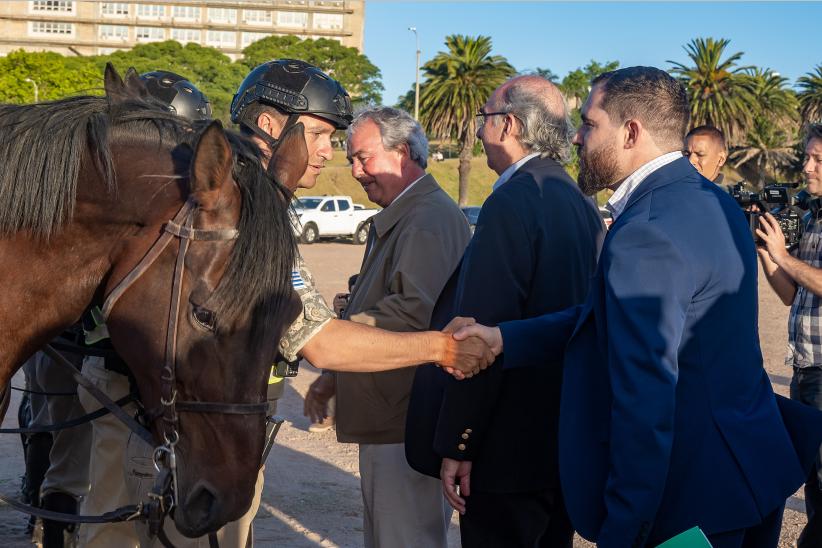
xmin=452 ymin=67 xmax=822 ymax=547
xmin=405 ymin=75 xmax=603 ymax=547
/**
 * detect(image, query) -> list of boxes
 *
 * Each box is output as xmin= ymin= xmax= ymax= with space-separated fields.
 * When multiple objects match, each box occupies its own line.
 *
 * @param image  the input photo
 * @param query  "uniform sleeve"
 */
xmin=278 ymin=256 xmax=335 ymax=361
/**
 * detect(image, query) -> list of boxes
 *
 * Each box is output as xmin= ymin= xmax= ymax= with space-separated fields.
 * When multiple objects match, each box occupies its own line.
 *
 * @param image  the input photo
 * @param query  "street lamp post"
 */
xmin=24 ymin=78 xmax=38 ymax=103
xmin=408 ymin=26 xmax=420 ymax=120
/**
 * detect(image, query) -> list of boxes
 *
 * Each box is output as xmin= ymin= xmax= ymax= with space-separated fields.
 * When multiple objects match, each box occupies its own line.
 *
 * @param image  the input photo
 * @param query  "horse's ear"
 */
xmin=103 ymin=63 xmax=128 ymax=100
xmin=269 ymin=122 xmax=308 ymax=191
xmin=191 ymin=121 xmax=233 ymax=211
xmin=123 ymin=67 xmax=149 ymax=98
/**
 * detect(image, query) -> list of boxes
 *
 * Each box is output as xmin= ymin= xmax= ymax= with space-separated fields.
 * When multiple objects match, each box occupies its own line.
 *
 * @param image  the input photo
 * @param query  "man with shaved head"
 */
xmin=406 ymin=75 xmax=604 ymax=546
xmin=685 ymin=125 xmax=727 ymax=183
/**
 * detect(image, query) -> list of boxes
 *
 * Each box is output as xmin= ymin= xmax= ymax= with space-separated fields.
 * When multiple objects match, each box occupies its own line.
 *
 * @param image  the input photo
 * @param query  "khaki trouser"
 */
xmin=23 ymin=351 xmax=91 ymax=499
xmin=78 ymin=355 xmax=272 ymax=547
xmin=76 ymin=356 xmax=140 ymax=548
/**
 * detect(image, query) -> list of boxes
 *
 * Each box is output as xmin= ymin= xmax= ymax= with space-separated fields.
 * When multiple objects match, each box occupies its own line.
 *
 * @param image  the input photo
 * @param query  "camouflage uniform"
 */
xmin=279 ymin=254 xmax=335 ymax=361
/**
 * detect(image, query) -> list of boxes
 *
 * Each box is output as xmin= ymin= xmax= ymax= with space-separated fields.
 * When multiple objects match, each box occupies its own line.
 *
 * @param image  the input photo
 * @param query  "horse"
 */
xmin=0 ymin=65 xmax=305 ymax=536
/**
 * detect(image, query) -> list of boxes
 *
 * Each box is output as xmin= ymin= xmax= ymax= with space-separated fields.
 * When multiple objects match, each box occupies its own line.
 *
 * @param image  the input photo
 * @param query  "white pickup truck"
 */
xmin=291 ymin=196 xmax=378 ymax=244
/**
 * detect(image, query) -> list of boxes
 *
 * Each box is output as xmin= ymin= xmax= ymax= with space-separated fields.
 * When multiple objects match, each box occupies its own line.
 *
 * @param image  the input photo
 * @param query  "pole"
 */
xmin=24 ymin=78 xmax=38 ymax=103
xmin=408 ymin=27 xmax=420 ymax=120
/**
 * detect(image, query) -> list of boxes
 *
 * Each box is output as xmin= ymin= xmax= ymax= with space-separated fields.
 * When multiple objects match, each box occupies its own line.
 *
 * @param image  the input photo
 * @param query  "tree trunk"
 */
xmin=457 ymin=130 xmax=475 ymax=207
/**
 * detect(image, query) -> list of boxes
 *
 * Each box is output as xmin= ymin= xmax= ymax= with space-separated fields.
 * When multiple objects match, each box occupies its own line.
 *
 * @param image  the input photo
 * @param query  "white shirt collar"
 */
xmin=387 ymin=173 xmax=426 ymax=207
xmin=492 ymin=152 xmax=540 ymax=192
xmin=605 ymin=151 xmax=683 ymax=220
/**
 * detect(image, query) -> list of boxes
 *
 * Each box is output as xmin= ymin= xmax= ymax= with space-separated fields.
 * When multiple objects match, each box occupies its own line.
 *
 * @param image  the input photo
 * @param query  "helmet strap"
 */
xmin=240 ymin=113 xmax=300 ymax=181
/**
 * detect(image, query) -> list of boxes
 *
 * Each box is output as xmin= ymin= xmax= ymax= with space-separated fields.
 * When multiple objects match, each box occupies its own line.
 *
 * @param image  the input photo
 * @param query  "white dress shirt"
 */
xmin=605 ymin=151 xmax=683 ymax=221
xmin=492 ymin=152 xmax=540 ymax=192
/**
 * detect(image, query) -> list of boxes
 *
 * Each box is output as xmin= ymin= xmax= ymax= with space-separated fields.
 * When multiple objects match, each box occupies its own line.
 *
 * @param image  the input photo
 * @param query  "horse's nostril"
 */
xmin=184 ymin=482 xmax=219 ymax=527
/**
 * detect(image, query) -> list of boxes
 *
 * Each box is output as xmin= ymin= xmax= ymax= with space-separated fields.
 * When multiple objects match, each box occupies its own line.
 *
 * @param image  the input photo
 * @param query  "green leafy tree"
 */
xmin=241 ymin=35 xmax=383 ymax=105
xmin=669 ymin=37 xmax=757 ymax=144
xmin=798 ymin=65 xmax=822 ymax=124
xmin=416 ymin=34 xmax=515 ymax=206
xmin=101 ymin=41 xmax=246 ymax=121
xmin=560 ymin=60 xmax=619 ymax=107
xmin=745 ymin=67 xmax=798 ymax=124
xmin=0 ymin=50 xmax=100 ymax=103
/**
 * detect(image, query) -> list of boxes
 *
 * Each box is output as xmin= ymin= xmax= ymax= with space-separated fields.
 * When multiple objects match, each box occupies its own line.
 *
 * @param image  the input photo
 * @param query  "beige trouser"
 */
xmin=76 ymin=356 xmax=140 ymax=548
xmin=77 ymin=355 xmax=272 ymax=547
xmin=359 ymin=442 xmax=452 ymax=548
xmin=23 ymin=351 xmax=91 ymax=499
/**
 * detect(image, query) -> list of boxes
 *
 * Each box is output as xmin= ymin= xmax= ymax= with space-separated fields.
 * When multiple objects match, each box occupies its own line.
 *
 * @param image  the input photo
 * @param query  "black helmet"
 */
xmin=139 ymin=71 xmax=212 ymax=121
xmin=230 ymin=59 xmax=352 ymax=129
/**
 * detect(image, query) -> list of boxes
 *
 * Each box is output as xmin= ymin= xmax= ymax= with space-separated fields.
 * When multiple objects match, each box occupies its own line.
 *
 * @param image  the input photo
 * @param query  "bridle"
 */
xmin=100 ymin=196 xmax=269 ymax=537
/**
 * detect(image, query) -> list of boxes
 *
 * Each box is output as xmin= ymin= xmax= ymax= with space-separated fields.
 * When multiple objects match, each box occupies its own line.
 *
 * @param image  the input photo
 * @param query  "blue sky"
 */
xmin=363 ymin=2 xmax=821 ymax=105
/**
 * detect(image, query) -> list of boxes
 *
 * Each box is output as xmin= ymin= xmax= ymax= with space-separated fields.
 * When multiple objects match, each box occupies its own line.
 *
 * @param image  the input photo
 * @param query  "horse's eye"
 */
xmin=192 ymin=306 xmax=217 ymax=332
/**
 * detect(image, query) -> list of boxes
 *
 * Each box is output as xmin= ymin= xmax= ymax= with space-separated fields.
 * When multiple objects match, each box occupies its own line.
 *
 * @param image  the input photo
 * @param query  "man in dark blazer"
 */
xmin=405 ymin=75 xmax=604 ymax=547
xmin=453 ymin=67 xmax=822 ymax=548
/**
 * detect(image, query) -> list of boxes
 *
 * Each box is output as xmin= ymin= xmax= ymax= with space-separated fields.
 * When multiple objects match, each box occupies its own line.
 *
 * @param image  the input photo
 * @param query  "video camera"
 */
xmin=726 ymin=182 xmax=806 ymax=249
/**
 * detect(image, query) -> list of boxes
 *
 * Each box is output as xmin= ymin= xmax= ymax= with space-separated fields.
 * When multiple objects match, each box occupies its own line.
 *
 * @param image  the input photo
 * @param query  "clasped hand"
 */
xmin=436 ymin=316 xmax=504 ymax=380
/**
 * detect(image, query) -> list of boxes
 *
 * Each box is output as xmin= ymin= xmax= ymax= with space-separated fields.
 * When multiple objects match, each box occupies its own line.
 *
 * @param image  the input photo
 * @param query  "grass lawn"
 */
xmin=301 ymin=152 xmax=498 ymax=207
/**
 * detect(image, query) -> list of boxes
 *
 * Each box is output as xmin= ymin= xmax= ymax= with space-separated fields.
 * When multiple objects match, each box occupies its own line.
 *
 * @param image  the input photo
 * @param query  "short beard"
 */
xmin=577 ymin=142 xmax=619 ymax=196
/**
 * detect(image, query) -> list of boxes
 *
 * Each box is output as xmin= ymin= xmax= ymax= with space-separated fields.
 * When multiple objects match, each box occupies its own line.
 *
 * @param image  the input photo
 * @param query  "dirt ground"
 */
xmin=0 ymin=241 xmax=810 ymax=547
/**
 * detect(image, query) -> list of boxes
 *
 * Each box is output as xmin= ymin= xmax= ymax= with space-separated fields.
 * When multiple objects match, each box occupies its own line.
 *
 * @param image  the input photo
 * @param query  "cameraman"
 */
xmin=758 ymin=123 xmax=822 ymax=547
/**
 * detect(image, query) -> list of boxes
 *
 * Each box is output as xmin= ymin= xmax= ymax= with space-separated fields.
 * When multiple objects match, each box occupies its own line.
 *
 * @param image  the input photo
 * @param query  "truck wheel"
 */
xmin=301 ymin=223 xmax=319 ymax=244
xmin=354 ymin=221 xmax=370 ymax=245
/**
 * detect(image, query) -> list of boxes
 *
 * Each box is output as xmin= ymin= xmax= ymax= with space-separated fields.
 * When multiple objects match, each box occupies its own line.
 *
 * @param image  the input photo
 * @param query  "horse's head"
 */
xmin=100 ymin=70 xmax=304 ymax=535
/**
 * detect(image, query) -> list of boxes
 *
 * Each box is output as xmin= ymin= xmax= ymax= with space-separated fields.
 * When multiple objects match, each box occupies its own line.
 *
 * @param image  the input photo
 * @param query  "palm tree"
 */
xmin=798 ymin=65 xmax=822 ymax=124
xmin=730 ymin=117 xmax=797 ymax=187
xmin=417 ymin=35 xmax=515 ymax=206
xmin=745 ymin=68 xmax=798 ymax=125
xmin=669 ymin=38 xmax=757 ymax=144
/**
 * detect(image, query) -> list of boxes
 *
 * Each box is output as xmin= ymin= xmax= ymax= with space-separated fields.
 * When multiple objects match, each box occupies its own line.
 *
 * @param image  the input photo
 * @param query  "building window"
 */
xmin=99 ymin=24 xmax=129 ymax=41
xmin=100 ymin=2 xmax=129 ymax=17
xmin=29 ymin=21 xmax=74 ymax=36
xmin=172 ymin=5 xmax=200 ymax=22
xmin=30 ymin=1 xmax=74 ymax=14
xmin=207 ymin=7 xmax=237 ymax=24
xmin=313 ymin=13 xmax=343 ymax=30
xmin=206 ymin=31 xmax=236 ymax=48
xmin=243 ymin=9 xmax=272 ymax=25
xmin=241 ymin=32 xmax=268 ymax=47
xmin=136 ymin=4 xmax=165 ymax=20
xmin=277 ymin=11 xmax=308 ymax=28
xmin=136 ymin=26 xmax=165 ymax=42
xmin=171 ymin=28 xmax=201 ymax=44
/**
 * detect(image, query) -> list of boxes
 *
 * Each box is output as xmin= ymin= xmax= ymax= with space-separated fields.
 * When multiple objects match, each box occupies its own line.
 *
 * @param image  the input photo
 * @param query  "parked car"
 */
xmin=598 ymin=206 xmax=613 ymax=229
xmin=461 ymin=206 xmax=482 ymax=234
xmin=291 ymin=196 xmax=378 ymax=244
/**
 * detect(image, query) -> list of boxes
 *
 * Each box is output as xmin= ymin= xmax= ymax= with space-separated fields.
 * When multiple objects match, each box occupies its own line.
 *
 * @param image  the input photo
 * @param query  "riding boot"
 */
xmin=24 ymin=432 xmax=52 ymax=535
xmin=41 ymin=491 xmax=77 ymax=547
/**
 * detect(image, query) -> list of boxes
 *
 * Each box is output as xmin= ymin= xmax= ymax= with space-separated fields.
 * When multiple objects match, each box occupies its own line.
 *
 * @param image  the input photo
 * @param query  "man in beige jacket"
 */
xmin=305 ymin=106 xmax=471 ymax=547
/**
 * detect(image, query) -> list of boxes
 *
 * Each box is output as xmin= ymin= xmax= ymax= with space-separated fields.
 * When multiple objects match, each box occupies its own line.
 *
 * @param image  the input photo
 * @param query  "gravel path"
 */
xmin=0 ymin=242 xmax=808 ymax=547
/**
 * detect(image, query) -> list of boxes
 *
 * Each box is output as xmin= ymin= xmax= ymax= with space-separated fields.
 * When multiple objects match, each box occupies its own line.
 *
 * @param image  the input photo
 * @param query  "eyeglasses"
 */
xmin=475 ymin=111 xmax=508 ymax=128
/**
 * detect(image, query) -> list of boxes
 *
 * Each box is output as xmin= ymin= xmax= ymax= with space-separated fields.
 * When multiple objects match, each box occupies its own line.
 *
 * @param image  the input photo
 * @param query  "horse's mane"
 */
xmin=0 ymin=94 xmax=296 ymax=343
xmin=0 ymin=94 xmax=188 ymax=238
xmin=214 ymin=131 xmax=297 ymax=344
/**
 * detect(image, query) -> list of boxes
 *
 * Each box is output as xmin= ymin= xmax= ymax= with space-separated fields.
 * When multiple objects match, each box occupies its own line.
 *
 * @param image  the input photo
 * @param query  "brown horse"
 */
xmin=0 ymin=66 xmax=304 ymax=536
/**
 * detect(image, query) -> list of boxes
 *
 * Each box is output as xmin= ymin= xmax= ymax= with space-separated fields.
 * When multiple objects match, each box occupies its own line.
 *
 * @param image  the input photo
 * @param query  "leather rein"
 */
xmin=97 ymin=197 xmax=269 ymax=538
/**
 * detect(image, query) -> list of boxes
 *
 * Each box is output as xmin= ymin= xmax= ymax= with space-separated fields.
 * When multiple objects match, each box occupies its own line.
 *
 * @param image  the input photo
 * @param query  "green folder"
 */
xmin=656 ymin=526 xmax=712 ymax=547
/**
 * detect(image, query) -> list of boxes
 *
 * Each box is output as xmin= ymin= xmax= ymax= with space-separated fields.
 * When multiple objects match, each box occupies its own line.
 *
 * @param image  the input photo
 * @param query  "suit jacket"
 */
xmin=335 ymin=173 xmax=471 ymax=445
xmin=499 ymin=157 xmax=822 ymax=547
xmin=405 ymin=156 xmax=604 ymax=492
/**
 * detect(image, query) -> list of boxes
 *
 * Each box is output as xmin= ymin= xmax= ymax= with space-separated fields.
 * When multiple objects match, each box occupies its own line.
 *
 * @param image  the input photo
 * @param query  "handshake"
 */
xmin=436 ymin=317 xmax=504 ymax=380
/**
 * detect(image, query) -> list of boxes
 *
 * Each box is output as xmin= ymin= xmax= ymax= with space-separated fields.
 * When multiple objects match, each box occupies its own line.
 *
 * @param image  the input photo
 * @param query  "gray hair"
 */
xmin=347 ymin=106 xmax=429 ymax=169
xmin=496 ymin=78 xmax=574 ymax=163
